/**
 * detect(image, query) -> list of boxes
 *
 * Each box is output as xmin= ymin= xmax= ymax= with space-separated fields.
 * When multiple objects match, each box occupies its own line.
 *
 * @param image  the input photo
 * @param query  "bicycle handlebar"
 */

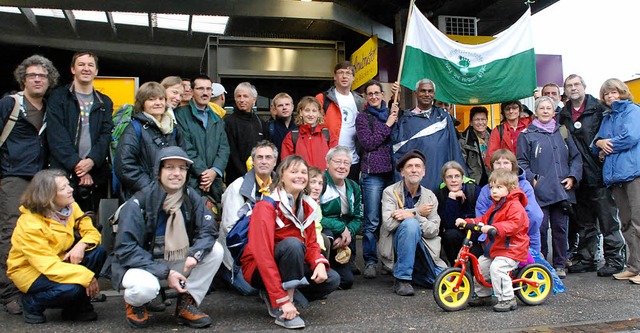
xmin=458 ymin=221 xmax=498 ymax=236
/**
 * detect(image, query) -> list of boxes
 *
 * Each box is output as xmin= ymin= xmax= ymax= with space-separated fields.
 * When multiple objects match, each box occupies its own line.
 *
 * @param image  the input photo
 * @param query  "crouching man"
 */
xmin=110 ymin=146 xmax=223 ymax=328
xmin=379 ymin=149 xmax=447 ymax=296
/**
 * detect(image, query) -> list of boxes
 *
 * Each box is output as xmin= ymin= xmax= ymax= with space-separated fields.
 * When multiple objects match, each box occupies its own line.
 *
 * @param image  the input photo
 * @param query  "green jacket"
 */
xmin=174 ymin=101 xmax=230 ymax=194
xmin=319 ymin=170 xmax=363 ymax=237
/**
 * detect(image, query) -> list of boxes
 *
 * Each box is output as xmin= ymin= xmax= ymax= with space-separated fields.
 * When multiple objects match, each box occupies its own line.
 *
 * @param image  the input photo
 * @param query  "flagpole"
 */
xmin=393 ymin=0 xmax=416 ymax=103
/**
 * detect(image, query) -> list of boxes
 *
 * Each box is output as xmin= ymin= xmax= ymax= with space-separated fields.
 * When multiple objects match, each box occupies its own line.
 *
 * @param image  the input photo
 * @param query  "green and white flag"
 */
xmin=400 ymin=5 xmax=536 ymax=105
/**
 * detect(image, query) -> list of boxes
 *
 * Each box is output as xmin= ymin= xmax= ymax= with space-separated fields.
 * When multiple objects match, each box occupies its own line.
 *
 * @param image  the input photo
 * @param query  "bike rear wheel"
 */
xmin=433 ymin=267 xmax=474 ymax=311
xmin=515 ymin=263 xmax=552 ymax=305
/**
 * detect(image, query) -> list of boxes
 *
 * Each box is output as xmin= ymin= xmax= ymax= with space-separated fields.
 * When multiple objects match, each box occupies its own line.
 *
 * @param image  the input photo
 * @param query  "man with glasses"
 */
xmin=320 ymin=146 xmax=364 ymax=289
xmin=0 ymin=55 xmax=59 ymax=315
xmin=224 ymin=82 xmax=265 ymax=185
xmin=315 ymin=61 xmax=365 ymax=182
xmin=558 ymin=74 xmax=625 ymax=277
xmin=217 ymin=140 xmax=277 ymax=296
xmin=390 ymin=78 xmax=465 ymax=192
xmin=175 ymin=75 xmax=229 ymax=202
xmin=110 ymin=146 xmax=223 ymax=329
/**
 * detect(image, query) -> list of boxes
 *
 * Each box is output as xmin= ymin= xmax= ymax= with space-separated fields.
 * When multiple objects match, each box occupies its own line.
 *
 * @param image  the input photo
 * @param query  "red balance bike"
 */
xmin=433 ymin=222 xmax=552 ymax=311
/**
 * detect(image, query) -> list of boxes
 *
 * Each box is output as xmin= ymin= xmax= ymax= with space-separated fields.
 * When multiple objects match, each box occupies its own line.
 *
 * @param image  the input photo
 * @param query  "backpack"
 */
xmin=290 ymin=127 xmax=330 ymax=151
xmin=0 ymin=93 xmax=24 ymax=148
xmin=226 ymin=196 xmax=277 ymax=264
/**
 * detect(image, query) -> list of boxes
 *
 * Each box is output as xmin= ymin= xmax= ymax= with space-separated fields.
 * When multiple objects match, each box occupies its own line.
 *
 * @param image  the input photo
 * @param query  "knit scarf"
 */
xmin=48 ymin=205 xmax=73 ymax=226
xmin=532 ymin=118 xmax=556 ymax=133
xmin=365 ymin=101 xmax=389 ymax=122
xmin=163 ymin=191 xmax=188 ymax=261
xmin=143 ymin=112 xmax=175 ymax=135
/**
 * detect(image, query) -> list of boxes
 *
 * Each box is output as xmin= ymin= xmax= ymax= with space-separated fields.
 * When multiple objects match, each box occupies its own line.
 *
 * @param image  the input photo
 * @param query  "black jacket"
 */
xmin=223 ymin=109 xmax=265 ymax=184
xmin=0 ymin=94 xmax=47 ymax=178
xmin=115 ymin=112 xmax=182 ymax=201
xmin=46 ymin=83 xmax=113 ymax=182
xmin=558 ymin=94 xmax=606 ymax=187
xmin=110 ymin=181 xmax=217 ymax=290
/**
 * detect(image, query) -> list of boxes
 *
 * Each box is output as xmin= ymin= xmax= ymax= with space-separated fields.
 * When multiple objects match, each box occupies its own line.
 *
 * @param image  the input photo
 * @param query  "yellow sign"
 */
xmin=350 ymin=35 xmax=378 ymax=90
xmin=94 ymin=76 xmax=139 ymax=114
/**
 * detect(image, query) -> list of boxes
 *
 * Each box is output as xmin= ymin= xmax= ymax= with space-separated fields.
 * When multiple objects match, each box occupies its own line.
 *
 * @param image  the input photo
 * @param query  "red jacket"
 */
xmin=485 ymin=117 xmax=531 ymax=167
xmin=280 ymin=124 xmax=336 ymax=170
xmin=465 ymin=188 xmax=529 ymax=262
xmin=241 ymin=189 xmax=329 ymax=308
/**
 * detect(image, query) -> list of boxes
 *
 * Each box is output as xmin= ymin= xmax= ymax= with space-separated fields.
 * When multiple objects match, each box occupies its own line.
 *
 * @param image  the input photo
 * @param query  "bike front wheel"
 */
xmin=433 ymin=267 xmax=474 ymax=311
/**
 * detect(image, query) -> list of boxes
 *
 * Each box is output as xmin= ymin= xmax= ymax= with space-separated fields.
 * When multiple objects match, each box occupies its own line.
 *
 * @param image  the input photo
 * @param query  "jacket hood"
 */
xmin=501 ymin=188 xmax=528 ymax=207
xmin=154 ymin=146 xmax=193 ymax=179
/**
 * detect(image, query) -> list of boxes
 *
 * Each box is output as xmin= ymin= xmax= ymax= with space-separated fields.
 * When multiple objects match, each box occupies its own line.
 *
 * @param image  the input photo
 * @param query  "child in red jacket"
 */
xmin=455 ymin=169 xmax=529 ymax=312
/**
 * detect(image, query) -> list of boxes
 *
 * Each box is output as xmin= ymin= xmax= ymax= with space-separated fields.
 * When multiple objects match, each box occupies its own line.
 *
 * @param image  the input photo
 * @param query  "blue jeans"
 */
xmin=360 ymin=172 xmax=393 ymax=265
xmin=392 ymin=218 xmax=443 ymax=287
xmin=220 ymin=264 xmax=258 ymax=296
xmin=22 ymin=245 xmax=106 ymax=315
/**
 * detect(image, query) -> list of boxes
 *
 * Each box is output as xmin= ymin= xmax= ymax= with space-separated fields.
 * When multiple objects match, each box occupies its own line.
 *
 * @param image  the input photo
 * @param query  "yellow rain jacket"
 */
xmin=7 ymin=203 xmax=101 ymax=292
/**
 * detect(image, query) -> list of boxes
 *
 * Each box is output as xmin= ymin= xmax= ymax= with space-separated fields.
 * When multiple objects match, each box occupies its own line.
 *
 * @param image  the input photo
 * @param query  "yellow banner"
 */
xmin=350 ymin=35 xmax=378 ymax=90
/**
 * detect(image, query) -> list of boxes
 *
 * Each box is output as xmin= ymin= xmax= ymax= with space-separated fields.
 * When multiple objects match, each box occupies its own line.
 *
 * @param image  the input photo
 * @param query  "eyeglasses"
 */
xmin=335 ymin=70 xmax=353 ymax=77
xmin=330 ymin=159 xmax=351 ymax=166
xmin=163 ymin=164 xmax=189 ymax=172
xmin=194 ymin=87 xmax=212 ymax=92
xmin=25 ymin=73 xmax=48 ymax=80
xmin=366 ymin=92 xmax=382 ymax=97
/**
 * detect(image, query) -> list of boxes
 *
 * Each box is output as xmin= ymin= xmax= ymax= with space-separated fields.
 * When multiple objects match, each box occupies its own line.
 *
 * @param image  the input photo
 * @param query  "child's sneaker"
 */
xmin=493 ymin=298 xmax=517 ymax=312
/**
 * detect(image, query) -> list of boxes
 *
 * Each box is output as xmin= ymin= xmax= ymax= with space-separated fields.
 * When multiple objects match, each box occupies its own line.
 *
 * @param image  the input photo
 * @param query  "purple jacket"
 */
xmin=356 ymin=110 xmax=393 ymax=174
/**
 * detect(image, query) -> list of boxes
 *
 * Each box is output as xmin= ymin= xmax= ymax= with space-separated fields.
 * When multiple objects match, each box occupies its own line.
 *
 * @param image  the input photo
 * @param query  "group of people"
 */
xmin=0 ymin=50 xmax=639 ymax=329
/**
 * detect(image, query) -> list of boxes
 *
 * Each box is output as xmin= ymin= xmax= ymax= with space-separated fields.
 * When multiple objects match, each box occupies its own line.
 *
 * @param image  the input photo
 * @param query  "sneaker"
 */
xmin=567 ymin=261 xmax=597 ymax=273
xmin=125 ymin=302 xmax=149 ymax=328
xmin=614 ymin=270 xmax=638 ymax=280
xmin=393 ymin=279 xmax=415 ymax=296
xmin=22 ymin=306 xmax=45 ymax=324
xmin=350 ymin=261 xmax=362 ymax=275
xmin=629 ymin=275 xmax=640 ymax=285
xmin=597 ymin=264 xmax=623 ymax=277
xmin=259 ymin=289 xmax=276 ymax=318
xmin=273 ymin=307 xmax=305 ymax=329
xmin=380 ymin=265 xmax=393 ymax=275
xmin=175 ymin=293 xmax=213 ymax=328
xmin=363 ymin=263 xmax=377 ymax=279
xmin=147 ymin=296 xmax=166 ymax=312
xmin=5 ymin=299 xmax=22 ymax=315
xmin=555 ymin=268 xmax=567 ymax=279
xmin=90 ymin=293 xmax=107 ymax=302
xmin=493 ymin=298 xmax=518 ymax=312
xmin=468 ymin=295 xmax=495 ymax=307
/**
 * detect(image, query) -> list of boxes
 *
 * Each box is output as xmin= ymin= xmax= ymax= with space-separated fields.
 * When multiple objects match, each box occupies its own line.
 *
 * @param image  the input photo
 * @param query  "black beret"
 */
xmin=396 ymin=149 xmax=426 ymax=172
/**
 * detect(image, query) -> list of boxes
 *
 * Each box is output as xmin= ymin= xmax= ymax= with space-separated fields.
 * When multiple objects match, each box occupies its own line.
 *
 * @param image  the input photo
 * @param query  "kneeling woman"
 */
xmin=7 ymin=169 xmax=106 ymax=324
xmin=241 ymin=155 xmax=340 ymax=329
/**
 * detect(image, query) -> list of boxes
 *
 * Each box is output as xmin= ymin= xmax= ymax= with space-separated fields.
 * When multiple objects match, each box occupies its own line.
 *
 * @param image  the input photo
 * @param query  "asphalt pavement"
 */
xmin=1 ymin=240 xmax=639 ymax=332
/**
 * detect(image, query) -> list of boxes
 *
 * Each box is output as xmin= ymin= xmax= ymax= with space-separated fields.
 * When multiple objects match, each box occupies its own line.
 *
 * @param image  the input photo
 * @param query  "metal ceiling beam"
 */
xmin=18 ymin=7 xmax=39 ymax=33
xmin=0 ymin=0 xmax=394 ymax=43
xmin=62 ymin=9 xmax=78 ymax=37
xmin=105 ymin=11 xmax=117 ymax=37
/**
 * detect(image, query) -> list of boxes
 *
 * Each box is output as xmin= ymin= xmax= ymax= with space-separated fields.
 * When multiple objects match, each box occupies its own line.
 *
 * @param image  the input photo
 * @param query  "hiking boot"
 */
xmin=393 ymin=279 xmax=415 ymax=296
xmin=567 ymin=261 xmax=596 ymax=273
xmin=613 ymin=270 xmax=638 ymax=280
xmin=363 ymin=263 xmax=377 ymax=279
xmin=125 ymin=303 xmax=149 ymax=328
xmin=259 ymin=289 xmax=276 ymax=318
xmin=5 ymin=299 xmax=22 ymax=315
xmin=597 ymin=264 xmax=623 ymax=277
xmin=468 ymin=295 xmax=495 ymax=307
xmin=147 ymin=296 xmax=166 ymax=312
xmin=273 ymin=307 xmax=306 ymax=329
xmin=175 ymin=293 xmax=212 ymax=328
xmin=493 ymin=298 xmax=517 ymax=312
xmin=555 ymin=268 xmax=567 ymax=279
xmin=21 ymin=305 xmax=45 ymax=324
xmin=380 ymin=265 xmax=393 ymax=275
xmin=90 ymin=293 xmax=107 ymax=302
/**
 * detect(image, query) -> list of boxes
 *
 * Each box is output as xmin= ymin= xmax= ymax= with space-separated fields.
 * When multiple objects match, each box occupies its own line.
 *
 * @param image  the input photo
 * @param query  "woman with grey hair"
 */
xmin=517 ymin=96 xmax=583 ymax=278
